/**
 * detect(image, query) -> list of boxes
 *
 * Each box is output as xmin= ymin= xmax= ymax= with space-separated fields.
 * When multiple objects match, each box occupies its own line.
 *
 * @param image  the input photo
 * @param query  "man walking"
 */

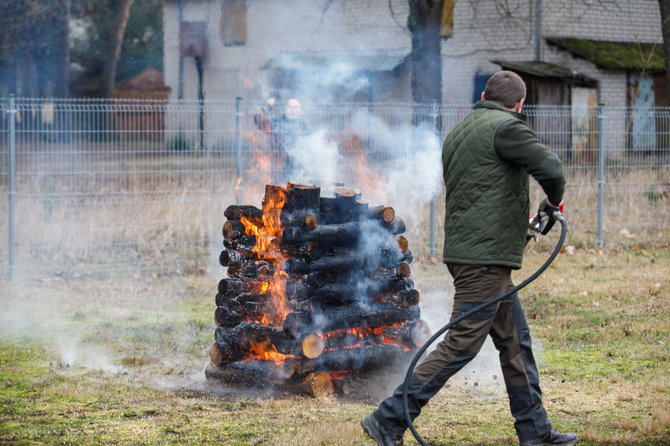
xmin=362 ymin=71 xmax=578 ymax=446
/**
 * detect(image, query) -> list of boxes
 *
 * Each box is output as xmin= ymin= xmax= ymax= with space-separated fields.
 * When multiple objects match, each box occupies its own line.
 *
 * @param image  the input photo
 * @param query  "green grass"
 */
xmin=0 ymin=247 xmax=669 ymax=445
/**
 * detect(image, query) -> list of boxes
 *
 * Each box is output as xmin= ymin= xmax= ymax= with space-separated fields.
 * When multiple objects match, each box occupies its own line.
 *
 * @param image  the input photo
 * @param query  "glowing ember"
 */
xmin=323 ymin=323 xmax=404 ymax=340
xmin=382 ymin=337 xmax=411 ymax=351
xmin=249 ymin=338 xmax=294 ymax=365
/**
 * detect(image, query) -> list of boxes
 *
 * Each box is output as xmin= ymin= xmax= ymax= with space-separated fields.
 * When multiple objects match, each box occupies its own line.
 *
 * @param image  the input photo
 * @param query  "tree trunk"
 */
xmin=101 ymin=0 xmax=134 ymax=97
xmin=408 ymin=0 xmax=443 ymax=122
xmin=54 ymin=0 xmax=71 ymax=97
xmin=659 ymin=0 xmax=670 ymax=98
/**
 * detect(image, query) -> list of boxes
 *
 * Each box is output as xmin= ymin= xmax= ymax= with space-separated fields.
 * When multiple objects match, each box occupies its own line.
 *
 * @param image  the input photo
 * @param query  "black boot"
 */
xmin=520 ymin=428 xmax=578 ymax=446
xmin=361 ymin=414 xmax=404 ymax=446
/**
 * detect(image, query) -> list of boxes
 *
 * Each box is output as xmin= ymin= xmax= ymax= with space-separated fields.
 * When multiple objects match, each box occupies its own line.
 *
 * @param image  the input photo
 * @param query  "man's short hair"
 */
xmin=484 ymin=71 xmax=526 ymax=108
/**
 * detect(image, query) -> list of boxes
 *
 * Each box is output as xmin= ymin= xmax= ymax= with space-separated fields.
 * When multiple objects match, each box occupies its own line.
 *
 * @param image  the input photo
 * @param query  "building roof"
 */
xmin=261 ymin=49 xmax=410 ymax=73
xmin=114 ymin=67 xmax=170 ymax=92
xmin=493 ymin=60 xmax=598 ymax=87
xmin=546 ymin=38 xmax=665 ymax=71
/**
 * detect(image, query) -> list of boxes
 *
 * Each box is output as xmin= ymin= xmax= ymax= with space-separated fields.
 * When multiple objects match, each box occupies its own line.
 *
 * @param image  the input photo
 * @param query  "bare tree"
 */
xmin=101 ymin=0 xmax=134 ymax=97
xmin=54 ymin=0 xmax=71 ymax=97
xmin=0 ymin=0 xmax=71 ymax=96
xmin=408 ymin=0 xmax=444 ymax=111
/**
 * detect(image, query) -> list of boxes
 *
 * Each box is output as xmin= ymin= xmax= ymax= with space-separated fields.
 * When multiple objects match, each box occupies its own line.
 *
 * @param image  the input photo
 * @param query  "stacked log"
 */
xmin=206 ymin=182 xmax=430 ymax=395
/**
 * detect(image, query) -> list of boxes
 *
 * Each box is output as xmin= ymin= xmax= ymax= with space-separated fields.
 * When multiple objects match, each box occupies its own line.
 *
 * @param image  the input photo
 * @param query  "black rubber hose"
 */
xmin=403 ymin=215 xmax=567 ymax=446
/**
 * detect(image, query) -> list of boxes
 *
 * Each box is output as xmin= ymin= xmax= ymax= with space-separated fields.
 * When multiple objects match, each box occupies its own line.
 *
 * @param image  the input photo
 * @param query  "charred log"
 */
xmin=368 ymin=206 xmax=395 ymax=223
xmin=222 ymin=220 xmax=248 ymax=240
xmin=224 ymin=205 xmax=263 ymax=224
xmin=304 ymin=270 xmax=345 ymax=288
xmin=223 ymin=235 xmax=256 ymax=255
xmin=214 ymin=305 xmax=244 ymax=327
xmin=282 ymin=242 xmax=326 ymax=261
xmin=283 ymin=184 xmax=321 ymax=228
xmin=218 ymin=249 xmax=250 ymax=267
xmin=283 ymin=221 xmax=362 ymax=246
xmin=396 ymin=235 xmax=409 ymax=253
xmin=353 ymin=199 xmax=369 ymax=221
xmin=387 ymin=217 xmax=406 ymax=235
xmin=226 ymin=261 xmax=273 ymax=280
xmin=319 ymin=187 xmax=359 ymax=224
xmin=287 ymin=344 xmax=410 ymax=376
xmin=285 ymin=183 xmax=320 ymax=210
xmin=299 ymin=372 xmax=333 ymax=398
xmin=205 ymin=359 xmax=288 ymax=384
xmin=218 ymin=277 xmax=264 ymax=297
xmin=285 ymin=253 xmax=371 ymax=275
xmin=374 ymin=263 xmax=411 ymax=280
xmin=381 ymin=289 xmax=420 ymax=307
xmin=283 ymin=302 xmax=421 ymax=338
xmin=214 ymin=323 xmax=297 ymax=360
xmin=224 ymin=293 xmax=275 ymax=314
xmin=285 ymin=277 xmax=415 ymax=304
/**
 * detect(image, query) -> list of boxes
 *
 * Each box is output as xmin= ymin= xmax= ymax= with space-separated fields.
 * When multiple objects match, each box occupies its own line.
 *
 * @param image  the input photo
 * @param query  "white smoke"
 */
xmin=281 ymin=107 xmax=443 ymax=227
xmin=288 ymin=129 xmax=341 ymax=185
xmin=58 ymin=336 xmax=126 ymax=374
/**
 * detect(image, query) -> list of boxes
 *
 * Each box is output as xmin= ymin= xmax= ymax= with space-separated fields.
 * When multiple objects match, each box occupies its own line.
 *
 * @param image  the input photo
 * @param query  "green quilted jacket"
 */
xmin=442 ymin=100 xmax=565 ymax=269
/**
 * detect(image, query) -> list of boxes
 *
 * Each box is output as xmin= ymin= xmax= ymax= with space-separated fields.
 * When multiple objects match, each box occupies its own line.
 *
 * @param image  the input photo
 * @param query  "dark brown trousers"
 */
xmin=373 ymin=264 xmax=553 ymax=443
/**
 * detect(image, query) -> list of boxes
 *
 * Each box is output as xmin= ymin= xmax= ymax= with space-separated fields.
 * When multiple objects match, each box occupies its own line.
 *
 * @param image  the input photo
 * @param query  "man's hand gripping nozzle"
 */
xmin=528 ymin=197 xmax=565 ymax=243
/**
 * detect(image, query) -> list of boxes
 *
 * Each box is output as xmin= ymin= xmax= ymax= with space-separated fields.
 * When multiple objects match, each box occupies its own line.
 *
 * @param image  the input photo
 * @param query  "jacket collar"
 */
xmin=474 ymin=100 xmax=526 ymax=121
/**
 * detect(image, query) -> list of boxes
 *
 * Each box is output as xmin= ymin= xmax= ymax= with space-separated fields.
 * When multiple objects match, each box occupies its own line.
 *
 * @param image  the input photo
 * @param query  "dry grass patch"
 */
xmin=1 ymin=247 xmax=669 ymax=444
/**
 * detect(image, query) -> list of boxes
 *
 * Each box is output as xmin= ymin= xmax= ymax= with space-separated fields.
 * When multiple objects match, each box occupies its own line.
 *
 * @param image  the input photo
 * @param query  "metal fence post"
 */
xmin=235 ymin=96 xmax=243 ymax=205
xmin=430 ymin=101 xmax=439 ymax=257
xmin=8 ymin=95 xmax=16 ymax=281
xmin=597 ymin=103 xmax=605 ymax=246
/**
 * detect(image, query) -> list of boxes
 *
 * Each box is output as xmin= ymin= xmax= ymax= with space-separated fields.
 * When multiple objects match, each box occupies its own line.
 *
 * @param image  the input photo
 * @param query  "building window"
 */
xmin=220 ymin=0 xmax=247 ymax=46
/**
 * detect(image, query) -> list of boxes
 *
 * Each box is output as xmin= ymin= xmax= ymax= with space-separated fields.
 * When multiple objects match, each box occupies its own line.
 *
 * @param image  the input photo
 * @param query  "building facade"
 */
xmin=164 ymin=0 xmax=664 ymax=106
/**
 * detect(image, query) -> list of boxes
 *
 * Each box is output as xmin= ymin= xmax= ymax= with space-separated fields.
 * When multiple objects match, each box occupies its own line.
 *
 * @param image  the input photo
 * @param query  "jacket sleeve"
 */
xmin=494 ymin=119 xmax=566 ymax=205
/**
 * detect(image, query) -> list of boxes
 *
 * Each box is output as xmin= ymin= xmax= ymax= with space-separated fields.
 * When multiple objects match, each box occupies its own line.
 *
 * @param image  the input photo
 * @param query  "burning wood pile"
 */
xmin=206 ymin=182 xmax=430 ymax=396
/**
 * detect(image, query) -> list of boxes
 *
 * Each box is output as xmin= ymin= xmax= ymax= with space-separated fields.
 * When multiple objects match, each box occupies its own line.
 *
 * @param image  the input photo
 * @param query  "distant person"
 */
xmin=271 ymin=98 xmax=308 ymax=184
xmin=253 ymin=96 xmax=279 ymax=133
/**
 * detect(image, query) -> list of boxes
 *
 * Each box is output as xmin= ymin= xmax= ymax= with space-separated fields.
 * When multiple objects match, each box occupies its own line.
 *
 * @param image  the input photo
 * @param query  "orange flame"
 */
xmin=249 ymin=338 xmax=294 ymax=365
xmin=237 ymin=188 xmax=290 ymax=326
xmin=239 ymin=73 xmax=253 ymax=89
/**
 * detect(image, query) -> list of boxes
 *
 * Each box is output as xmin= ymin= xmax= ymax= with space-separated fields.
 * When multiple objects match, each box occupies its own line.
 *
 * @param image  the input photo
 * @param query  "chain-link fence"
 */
xmin=0 ymin=97 xmax=668 ymax=279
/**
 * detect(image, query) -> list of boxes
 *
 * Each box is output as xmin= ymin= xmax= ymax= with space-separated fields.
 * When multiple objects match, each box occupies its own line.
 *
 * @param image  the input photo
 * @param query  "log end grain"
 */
xmin=397 ymin=235 xmax=409 ymax=253
xmin=300 ymin=372 xmax=334 ymax=398
xmin=301 ymin=333 xmax=325 ymax=359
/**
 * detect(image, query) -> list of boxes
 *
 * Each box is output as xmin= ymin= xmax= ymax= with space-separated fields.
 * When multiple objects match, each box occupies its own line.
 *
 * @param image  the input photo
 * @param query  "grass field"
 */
xmin=0 ymin=244 xmax=668 ymax=445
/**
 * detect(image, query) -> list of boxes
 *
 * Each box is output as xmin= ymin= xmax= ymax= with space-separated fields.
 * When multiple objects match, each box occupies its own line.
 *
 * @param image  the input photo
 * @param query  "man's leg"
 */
xmin=489 ymin=279 xmax=552 ymax=442
xmin=370 ymin=264 xmax=510 ymax=435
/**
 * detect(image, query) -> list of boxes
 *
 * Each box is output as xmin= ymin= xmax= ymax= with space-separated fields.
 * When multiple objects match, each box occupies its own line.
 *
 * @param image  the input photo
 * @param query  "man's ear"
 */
xmin=515 ymin=98 xmax=525 ymax=113
xmin=481 ymin=91 xmax=486 ymax=101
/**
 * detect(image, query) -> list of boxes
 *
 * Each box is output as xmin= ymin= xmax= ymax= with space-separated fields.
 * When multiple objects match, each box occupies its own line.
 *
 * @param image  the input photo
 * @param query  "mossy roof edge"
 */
xmin=546 ymin=37 xmax=665 ymax=71
xmin=493 ymin=59 xmax=597 ymax=87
